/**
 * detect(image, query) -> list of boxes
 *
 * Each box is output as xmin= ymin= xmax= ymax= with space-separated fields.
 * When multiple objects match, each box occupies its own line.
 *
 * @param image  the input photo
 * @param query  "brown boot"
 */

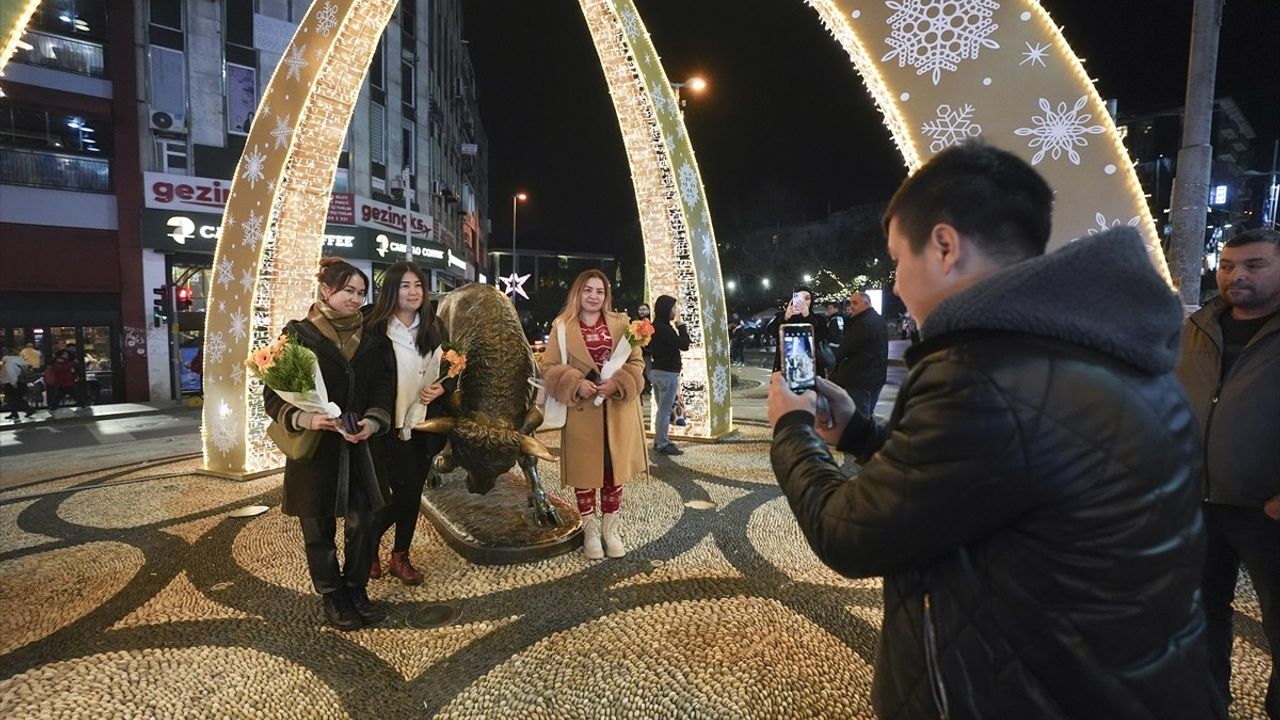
xmin=369 ymin=553 xmax=382 ymax=580
xmin=389 ymin=550 xmax=424 ymax=586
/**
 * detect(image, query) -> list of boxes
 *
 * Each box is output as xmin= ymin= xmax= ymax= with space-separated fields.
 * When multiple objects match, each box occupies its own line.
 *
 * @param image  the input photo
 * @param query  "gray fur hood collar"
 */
xmin=921 ymin=227 xmax=1183 ymax=374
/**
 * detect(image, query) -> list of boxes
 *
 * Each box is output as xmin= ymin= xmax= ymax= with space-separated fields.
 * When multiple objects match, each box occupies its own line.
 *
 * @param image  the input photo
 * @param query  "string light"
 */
xmin=0 ymin=0 xmax=41 ymax=76
xmin=203 ymin=0 xmax=399 ymax=476
xmin=578 ymin=0 xmax=732 ymax=439
xmin=805 ymin=0 xmax=1168 ymax=284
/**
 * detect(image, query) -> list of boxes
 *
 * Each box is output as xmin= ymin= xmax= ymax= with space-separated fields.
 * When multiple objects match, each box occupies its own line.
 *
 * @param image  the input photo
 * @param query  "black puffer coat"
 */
xmin=771 ymin=228 xmax=1222 ymax=719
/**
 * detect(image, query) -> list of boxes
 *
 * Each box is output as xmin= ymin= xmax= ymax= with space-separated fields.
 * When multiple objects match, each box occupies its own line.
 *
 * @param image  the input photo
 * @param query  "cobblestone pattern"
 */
xmin=0 ymin=442 xmax=1268 ymax=718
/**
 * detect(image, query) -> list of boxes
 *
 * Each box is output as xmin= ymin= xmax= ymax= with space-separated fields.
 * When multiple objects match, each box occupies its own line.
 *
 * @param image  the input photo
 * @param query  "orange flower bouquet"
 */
xmin=434 ymin=341 xmax=468 ymax=383
xmin=399 ymin=341 xmax=466 ymax=440
xmin=594 ymin=319 xmax=653 ymax=406
xmin=244 ymin=332 xmax=340 ymax=419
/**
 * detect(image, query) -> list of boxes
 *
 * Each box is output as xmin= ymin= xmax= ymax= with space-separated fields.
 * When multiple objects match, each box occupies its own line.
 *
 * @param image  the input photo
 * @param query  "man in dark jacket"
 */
xmin=828 ymin=291 xmax=887 ymax=417
xmin=768 ymin=143 xmax=1221 ymax=719
xmin=1177 ymin=228 xmax=1280 ymax=719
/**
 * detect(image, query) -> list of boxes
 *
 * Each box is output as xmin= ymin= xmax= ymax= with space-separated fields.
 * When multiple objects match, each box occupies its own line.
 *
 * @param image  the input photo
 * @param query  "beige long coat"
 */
xmin=541 ymin=311 xmax=648 ymax=490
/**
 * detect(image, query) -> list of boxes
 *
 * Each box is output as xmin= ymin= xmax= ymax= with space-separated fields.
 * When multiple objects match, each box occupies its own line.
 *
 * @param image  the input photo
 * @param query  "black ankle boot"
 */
xmin=347 ymin=586 xmax=386 ymax=625
xmin=321 ymin=589 xmax=362 ymax=631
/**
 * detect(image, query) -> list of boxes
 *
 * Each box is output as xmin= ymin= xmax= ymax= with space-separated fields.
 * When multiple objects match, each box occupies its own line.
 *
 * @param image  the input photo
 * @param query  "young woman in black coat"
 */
xmin=262 ymin=257 xmax=394 ymax=631
xmin=364 ymin=261 xmax=448 ymax=586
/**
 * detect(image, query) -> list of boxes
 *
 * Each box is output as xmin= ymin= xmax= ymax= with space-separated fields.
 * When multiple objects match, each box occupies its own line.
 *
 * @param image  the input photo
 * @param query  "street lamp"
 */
xmin=670 ymin=76 xmax=707 ymax=108
xmin=802 ymin=273 xmax=813 ymax=283
xmin=761 ymin=277 xmax=771 ymax=289
xmin=726 ymin=279 xmax=736 ymax=292
xmin=511 ymin=191 xmax=528 ymax=273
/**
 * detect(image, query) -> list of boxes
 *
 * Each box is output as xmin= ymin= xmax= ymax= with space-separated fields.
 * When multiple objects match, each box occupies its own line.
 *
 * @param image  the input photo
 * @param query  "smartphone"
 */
xmin=779 ymin=323 xmax=817 ymax=394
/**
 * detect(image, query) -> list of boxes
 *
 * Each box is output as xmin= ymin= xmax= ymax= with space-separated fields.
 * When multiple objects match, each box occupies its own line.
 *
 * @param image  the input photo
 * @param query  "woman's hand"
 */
xmin=342 ymin=418 xmax=374 ymax=443
xmin=596 ymin=378 xmax=619 ymax=399
xmin=420 ymin=382 xmax=445 ymax=404
xmin=309 ymin=414 xmax=341 ymax=432
xmin=577 ymin=379 xmax=598 ymax=400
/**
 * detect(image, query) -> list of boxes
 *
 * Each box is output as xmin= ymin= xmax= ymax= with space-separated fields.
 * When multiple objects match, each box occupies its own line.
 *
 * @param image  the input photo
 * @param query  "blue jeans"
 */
xmin=650 ymin=369 xmax=680 ymax=448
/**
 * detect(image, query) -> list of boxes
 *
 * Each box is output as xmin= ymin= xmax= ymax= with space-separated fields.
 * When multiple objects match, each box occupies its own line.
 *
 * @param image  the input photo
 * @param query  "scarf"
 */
xmin=309 ymin=301 xmax=364 ymax=361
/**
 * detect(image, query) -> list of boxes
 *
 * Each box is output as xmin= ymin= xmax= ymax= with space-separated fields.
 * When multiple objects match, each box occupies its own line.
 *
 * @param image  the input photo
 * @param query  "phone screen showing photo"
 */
xmin=780 ymin=323 xmax=816 ymax=394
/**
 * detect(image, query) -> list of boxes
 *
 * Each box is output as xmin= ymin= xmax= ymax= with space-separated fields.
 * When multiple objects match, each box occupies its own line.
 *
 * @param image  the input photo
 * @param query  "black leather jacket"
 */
xmin=771 ymin=229 xmax=1222 ymax=719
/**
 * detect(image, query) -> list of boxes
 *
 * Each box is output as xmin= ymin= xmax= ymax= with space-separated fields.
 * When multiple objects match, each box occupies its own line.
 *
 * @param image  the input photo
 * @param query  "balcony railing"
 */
xmin=0 ymin=147 xmax=111 ymax=193
xmin=12 ymin=30 xmax=106 ymax=78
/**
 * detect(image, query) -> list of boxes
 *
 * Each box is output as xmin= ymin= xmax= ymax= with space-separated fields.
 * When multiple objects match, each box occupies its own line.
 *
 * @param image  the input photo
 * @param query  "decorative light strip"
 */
xmin=805 ymin=0 xmax=1168 ymax=284
xmin=0 ymin=0 xmax=41 ymax=77
xmin=577 ymin=0 xmax=732 ymax=439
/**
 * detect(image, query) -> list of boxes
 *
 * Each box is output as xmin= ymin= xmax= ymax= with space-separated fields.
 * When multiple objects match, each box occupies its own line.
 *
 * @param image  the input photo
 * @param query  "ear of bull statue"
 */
xmin=519 ymin=434 xmax=554 ymax=462
xmin=519 ymin=406 xmax=544 ymax=435
xmin=415 ymin=417 xmax=455 ymax=435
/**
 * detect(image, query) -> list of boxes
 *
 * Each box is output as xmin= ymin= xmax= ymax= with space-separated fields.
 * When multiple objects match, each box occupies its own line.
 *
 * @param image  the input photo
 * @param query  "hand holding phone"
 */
xmin=779 ymin=323 xmax=817 ymax=394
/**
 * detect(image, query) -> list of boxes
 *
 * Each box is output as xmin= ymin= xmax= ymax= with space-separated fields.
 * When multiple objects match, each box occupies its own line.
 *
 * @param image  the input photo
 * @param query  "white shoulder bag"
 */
xmin=535 ymin=321 xmax=568 ymax=431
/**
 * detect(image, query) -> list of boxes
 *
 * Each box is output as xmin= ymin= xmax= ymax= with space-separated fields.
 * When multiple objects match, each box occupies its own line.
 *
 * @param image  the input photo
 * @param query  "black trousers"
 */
xmin=299 ymin=482 xmax=377 ymax=595
xmin=1202 ymin=503 xmax=1280 ymax=719
xmin=845 ymin=384 xmax=884 ymax=420
xmin=377 ymin=431 xmax=437 ymax=552
xmin=3 ymin=382 xmax=31 ymax=415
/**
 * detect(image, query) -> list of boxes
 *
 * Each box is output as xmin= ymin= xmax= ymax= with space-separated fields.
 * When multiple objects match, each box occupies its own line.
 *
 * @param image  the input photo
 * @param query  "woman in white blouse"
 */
xmin=364 ymin=261 xmax=448 ymax=585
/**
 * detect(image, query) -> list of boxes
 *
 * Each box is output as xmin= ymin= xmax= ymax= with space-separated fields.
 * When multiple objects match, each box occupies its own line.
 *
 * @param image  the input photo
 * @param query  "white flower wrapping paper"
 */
xmin=593 ymin=337 xmax=635 ymax=406
xmin=272 ymin=358 xmax=341 ymax=418
xmin=399 ymin=346 xmax=442 ymax=440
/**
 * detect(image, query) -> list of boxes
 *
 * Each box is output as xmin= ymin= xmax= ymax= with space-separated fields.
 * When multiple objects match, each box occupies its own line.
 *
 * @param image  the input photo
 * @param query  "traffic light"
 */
xmin=176 ymin=286 xmax=193 ymax=311
xmin=152 ymin=285 xmax=171 ymax=327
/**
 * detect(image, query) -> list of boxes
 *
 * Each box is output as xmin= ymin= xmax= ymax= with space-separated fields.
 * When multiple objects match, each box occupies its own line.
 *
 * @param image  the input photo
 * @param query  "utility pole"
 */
xmin=1168 ymin=0 xmax=1224 ymax=307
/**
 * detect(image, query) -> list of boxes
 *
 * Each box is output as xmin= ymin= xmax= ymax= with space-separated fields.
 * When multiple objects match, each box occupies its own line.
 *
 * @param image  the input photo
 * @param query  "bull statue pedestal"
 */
xmin=421 ymin=471 xmax=580 ymax=565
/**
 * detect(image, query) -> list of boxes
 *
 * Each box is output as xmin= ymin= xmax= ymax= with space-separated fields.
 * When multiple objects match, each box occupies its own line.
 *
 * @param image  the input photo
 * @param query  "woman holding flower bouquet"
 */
xmin=365 ymin=261 xmax=449 ymax=586
xmin=541 ymin=269 xmax=648 ymax=559
xmin=261 ymin=257 xmax=394 ymax=632
xmin=648 ymin=294 xmax=691 ymax=456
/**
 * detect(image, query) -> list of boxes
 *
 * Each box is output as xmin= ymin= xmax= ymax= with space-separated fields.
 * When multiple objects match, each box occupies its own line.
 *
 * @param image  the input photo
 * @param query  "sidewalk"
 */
xmin=0 ymin=399 xmax=191 ymax=429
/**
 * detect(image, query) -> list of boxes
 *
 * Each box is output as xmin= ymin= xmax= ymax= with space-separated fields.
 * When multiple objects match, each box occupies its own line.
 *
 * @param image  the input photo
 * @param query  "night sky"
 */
xmin=462 ymin=1 xmax=1280 ymax=257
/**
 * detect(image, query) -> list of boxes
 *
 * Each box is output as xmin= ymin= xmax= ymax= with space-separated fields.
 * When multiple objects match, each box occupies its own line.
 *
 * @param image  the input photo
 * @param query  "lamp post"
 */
xmin=670 ymin=76 xmax=707 ymax=109
xmin=511 ymin=192 xmax=528 ymax=275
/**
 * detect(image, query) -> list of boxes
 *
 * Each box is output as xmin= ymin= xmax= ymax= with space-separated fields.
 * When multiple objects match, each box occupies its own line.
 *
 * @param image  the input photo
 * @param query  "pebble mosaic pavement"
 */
xmin=0 ymin=427 xmax=1270 ymax=718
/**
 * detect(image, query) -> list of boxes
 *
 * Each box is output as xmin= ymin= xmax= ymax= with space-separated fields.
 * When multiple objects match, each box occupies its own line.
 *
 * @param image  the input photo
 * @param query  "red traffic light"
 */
xmin=176 ymin=286 xmax=193 ymax=310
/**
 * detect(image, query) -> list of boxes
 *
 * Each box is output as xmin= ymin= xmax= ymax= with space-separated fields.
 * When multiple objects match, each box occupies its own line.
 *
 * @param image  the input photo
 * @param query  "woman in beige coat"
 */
xmin=541 ymin=269 xmax=648 ymax=559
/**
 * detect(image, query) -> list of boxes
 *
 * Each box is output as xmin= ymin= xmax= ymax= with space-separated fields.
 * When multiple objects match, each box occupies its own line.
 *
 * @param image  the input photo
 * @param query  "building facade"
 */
xmin=0 ymin=0 xmax=489 ymax=403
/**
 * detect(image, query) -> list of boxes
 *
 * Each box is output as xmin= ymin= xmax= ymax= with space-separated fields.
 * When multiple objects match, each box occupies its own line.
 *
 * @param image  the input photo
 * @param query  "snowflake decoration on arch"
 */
xmin=230 ymin=363 xmax=244 ymax=386
xmin=239 ymin=268 xmax=255 ymax=292
xmin=679 ymin=163 xmax=700 ymax=207
xmin=205 ymin=332 xmax=228 ymax=365
xmin=270 ymin=114 xmax=293 ymax=149
xmin=921 ymin=104 xmax=983 ymax=153
xmin=240 ymin=210 xmax=264 ymax=248
xmin=241 ymin=145 xmax=266 ymax=189
xmin=284 ymin=45 xmax=308 ymax=82
xmin=216 ymin=257 xmax=235 ymax=287
xmin=620 ymin=7 xmax=640 ymax=38
xmin=711 ymin=365 xmax=729 ymax=404
xmin=211 ymin=398 xmax=237 ymax=455
xmin=1014 ymin=96 xmax=1106 ymax=165
xmin=650 ymin=81 xmax=672 ymax=117
xmin=228 ymin=309 xmax=248 ymax=342
xmin=313 ymin=2 xmax=339 ymax=37
xmin=699 ymin=231 xmax=717 ymax=263
xmin=1088 ymin=213 xmax=1140 ymax=236
xmin=882 ymin=0 xmax=1001 ymax=86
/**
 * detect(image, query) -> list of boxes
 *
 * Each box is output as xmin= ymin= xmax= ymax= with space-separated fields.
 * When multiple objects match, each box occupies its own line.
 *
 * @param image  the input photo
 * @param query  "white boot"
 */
xmin=601 ymin=512 xmax=625 ymax=558
xmin=581 ymin=513 xmax=604 ymax=560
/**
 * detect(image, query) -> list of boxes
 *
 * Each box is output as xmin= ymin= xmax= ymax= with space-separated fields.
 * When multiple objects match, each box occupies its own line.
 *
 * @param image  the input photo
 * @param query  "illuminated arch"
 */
xmin=0 ymin=1 xmax=42 ymax=75
xmin=202 ymin=0 xmax=1158 ymax=474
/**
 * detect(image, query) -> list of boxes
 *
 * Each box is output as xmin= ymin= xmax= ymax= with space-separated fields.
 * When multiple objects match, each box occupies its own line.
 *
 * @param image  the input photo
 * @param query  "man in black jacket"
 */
xmin=828 ymin=291 xmax=887 ymax=417
xmin=1177 ymin=228 xmax=1280 ymax=719
xmin=768 ymin=143 xmax=1221 ymax=719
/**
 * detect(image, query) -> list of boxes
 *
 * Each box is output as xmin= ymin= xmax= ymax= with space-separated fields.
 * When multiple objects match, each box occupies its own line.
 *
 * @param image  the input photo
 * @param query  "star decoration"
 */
xmin=1021 ymin=42 xmax=1050 ymax=67
xmin=499 ymin=272 xmax=531 ymax=300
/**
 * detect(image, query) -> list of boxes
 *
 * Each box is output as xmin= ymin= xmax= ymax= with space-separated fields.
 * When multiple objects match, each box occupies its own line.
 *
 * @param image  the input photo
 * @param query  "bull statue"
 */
xmin=414 ymin=283 xmax=562 ymax=527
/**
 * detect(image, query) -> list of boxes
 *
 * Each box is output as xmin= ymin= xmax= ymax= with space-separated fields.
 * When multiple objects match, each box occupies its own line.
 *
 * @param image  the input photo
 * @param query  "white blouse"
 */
xmin=387 ymin=314 xmax=440 ymax=431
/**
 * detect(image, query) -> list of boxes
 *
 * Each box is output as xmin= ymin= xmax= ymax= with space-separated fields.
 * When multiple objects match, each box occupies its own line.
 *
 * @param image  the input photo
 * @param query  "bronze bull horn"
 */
xmin=519 ymin=434 xmax=555 ymax=462
xmin=414 ymin=417 xmax=456 ymax=435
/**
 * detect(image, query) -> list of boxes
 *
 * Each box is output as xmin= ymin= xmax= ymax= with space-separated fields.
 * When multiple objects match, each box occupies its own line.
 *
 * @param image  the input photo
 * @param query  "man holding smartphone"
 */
xmin=768 ymin=143 xmax=1220 ymax=718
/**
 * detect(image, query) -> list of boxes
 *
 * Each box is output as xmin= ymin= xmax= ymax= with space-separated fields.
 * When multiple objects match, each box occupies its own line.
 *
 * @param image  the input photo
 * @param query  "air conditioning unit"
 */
xmin=149 ymin=109 xmax=187 ymax=134
xmin=431 ymin=179 xmax=442 ymax=196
